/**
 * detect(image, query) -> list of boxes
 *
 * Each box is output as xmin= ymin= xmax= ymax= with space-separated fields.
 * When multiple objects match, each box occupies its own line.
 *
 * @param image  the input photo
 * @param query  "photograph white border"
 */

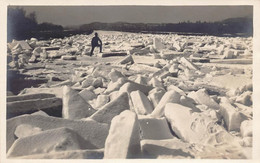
xmin=1 ymin=0 xmax=260 ymax=163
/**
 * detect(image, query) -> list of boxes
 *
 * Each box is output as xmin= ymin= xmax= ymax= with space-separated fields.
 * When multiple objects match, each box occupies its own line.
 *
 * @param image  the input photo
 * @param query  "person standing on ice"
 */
xmin=90 ymin=32 xmax=102 ymax=56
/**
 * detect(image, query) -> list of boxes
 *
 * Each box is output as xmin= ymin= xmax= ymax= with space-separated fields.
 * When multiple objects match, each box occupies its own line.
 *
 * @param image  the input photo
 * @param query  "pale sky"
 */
xmin=14 ymin=6 xmax=253 ymax=26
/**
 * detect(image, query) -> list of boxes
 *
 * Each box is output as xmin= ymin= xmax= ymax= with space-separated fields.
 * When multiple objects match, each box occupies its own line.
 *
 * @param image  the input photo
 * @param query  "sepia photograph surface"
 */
xmin=1 ymin=1 xmax=260 ymax=162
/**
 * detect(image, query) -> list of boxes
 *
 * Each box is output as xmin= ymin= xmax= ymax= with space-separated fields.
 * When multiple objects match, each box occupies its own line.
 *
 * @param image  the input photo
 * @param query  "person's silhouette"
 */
xmin=90 ymin=32 xmax=102 ymax=56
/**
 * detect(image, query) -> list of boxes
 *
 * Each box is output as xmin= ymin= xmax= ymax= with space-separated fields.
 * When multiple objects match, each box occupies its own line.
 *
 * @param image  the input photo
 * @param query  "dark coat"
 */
xmin=91 ymin=36 xmax=102 ymax=46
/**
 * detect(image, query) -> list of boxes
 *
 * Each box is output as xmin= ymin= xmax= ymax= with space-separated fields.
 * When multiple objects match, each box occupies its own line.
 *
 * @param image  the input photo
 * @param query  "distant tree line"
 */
xmin=79 ymin=17 xmax=252 ymax=37
xmin=8 ymin=7 xmax=74 ymax=41
xmin=8 ymin=7 xmax=38 ymax=41
xmin=8 ymin=7 xmax=253 ymax=42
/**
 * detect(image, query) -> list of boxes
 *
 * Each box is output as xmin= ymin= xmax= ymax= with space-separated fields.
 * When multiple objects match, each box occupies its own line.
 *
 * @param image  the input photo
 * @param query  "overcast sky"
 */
xmin=17 ymin=6 xmax=253 ymax=26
